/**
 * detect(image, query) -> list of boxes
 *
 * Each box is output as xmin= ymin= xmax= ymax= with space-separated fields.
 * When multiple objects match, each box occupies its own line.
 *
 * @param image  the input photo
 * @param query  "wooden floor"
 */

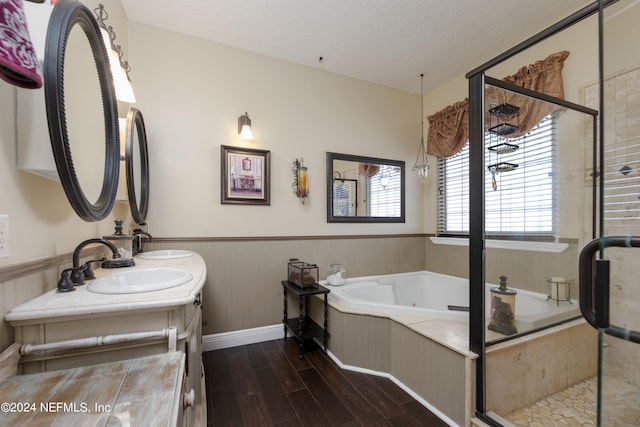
xmin=203 ymin=338 xmax=449 ymax=426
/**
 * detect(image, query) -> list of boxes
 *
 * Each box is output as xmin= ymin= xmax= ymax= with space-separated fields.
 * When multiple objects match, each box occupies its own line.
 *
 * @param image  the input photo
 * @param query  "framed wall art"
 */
xmin=220 ymin=145 xmax=271 ymax=205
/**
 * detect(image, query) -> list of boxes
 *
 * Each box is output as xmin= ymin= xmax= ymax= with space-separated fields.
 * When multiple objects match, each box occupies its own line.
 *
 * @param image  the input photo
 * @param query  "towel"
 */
xmin=0 ymin=0 xmax=42 ymax=89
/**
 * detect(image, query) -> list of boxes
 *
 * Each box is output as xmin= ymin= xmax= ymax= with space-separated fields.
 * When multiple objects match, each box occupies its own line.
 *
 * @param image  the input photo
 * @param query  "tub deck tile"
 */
xmin=407 ymin=318 xmax=475 ymax=357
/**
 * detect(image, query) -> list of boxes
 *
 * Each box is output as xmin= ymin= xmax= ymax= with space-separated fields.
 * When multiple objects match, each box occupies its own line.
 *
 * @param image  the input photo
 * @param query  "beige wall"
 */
xmin=127 ymin=21 xmax=422 ymax=238
xmin=2 ymin=1 xmax=639 ymax=352
xmin=0 ymin=0 xmax=423 ymax=349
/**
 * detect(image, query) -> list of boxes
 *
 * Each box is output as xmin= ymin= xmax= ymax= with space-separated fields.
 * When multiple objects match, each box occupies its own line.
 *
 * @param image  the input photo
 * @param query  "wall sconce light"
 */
xmin=292 ymin=158 xmax=308 ymax=203
xmin=238 ymin=112 xmax=253 ymax=140
xmin=94 ymin=4 xmax=136 ymax=103
xmin=412 ymin=73 xmax=429 ymax=182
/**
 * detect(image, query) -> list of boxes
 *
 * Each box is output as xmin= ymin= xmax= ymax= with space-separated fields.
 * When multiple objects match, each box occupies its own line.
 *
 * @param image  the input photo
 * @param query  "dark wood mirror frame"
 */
xmin=125 ymin=108 xmax=149 ymax=224
xmin=44 ymin=0 xmax=119 ymax=221
xmin=326 ymin=152 xmax=405 ymax=223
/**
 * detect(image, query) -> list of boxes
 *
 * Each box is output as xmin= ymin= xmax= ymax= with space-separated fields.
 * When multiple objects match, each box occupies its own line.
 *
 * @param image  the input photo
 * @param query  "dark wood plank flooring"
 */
xmin=203 ymin=338 xmax=449 ymax=426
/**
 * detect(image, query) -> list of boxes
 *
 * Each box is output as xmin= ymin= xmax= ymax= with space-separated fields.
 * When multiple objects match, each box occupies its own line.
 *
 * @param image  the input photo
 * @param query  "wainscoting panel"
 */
xmin=424 ymin=239 xmax=580 ymax=295
xmin=148 ymin=235 xmax=425 ymax=335
xmin=1 ymin=265 xmax=69 ymax=350
xmin=390 ymin=322 xmax=468 ymax=426
xmin=326 ymin=307 xmax=392 ymax=373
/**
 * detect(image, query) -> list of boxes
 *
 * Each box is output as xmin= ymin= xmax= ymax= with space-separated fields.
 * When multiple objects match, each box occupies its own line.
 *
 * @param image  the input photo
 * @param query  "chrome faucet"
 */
xmin=132 ymin=229 xmax=153 ymax=255
xmin=71 ymin=238 xmax=120 ymax=286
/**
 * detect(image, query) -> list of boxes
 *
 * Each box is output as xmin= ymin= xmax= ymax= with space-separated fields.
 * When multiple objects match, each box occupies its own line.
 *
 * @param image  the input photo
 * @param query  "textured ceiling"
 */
xmin=120 ymin=0 xmax=593 ymax=94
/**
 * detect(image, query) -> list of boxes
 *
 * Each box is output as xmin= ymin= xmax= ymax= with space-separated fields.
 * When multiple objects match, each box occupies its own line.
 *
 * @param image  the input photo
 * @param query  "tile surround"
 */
xmin=505 ymin=375 xmax=640 ymax=426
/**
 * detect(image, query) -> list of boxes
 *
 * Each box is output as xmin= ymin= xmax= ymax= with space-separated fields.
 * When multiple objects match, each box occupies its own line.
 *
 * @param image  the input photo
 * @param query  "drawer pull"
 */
xmin=183 ymin=389 xmax=195 ymax=408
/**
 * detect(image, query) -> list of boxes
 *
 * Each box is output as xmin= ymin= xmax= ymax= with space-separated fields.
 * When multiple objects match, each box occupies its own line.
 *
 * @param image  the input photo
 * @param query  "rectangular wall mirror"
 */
xmin=326 ymin=152 xmax=405 ymax=223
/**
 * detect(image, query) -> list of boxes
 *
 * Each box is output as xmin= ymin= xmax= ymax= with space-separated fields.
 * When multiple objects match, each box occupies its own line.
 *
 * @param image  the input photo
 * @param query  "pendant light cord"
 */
xmin=421 ymin=73 xmax=425 ymax=148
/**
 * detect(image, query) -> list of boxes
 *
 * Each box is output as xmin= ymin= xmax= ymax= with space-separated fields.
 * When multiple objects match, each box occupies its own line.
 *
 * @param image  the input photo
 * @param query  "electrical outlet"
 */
xmin=0 ymin=215 xmax=8 ymax=257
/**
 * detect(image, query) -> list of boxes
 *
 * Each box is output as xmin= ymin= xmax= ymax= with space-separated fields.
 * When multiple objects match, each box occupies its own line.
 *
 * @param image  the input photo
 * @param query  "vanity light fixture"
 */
xmin=238 ymin=112 xmax=253 ymax=140
xmin=292 ymin=158 xmax=308 ymax=203
xmin=94 ymin=4 xmax=136 ymax=103
xmin=412 ymin=73 xmax=429 ymax=182
xmin=114 ymin=47 xmax=136 ymax=103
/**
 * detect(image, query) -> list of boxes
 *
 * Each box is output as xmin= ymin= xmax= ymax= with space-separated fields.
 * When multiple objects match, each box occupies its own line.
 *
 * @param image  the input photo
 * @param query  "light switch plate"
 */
xmin=0 ymin=215 xmax=9 ymax=257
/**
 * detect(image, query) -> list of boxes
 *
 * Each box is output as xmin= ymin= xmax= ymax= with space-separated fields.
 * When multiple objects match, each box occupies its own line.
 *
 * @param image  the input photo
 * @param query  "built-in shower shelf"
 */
xmin=489 ymin=103 xmax=520 ymax=117
xmin=489 ymin=123 xmax=518 ymax=136
xmin=488 ymin=142 xmax=519 ymax=154
xmin=488 ymin=162 xmax=518 ymax=173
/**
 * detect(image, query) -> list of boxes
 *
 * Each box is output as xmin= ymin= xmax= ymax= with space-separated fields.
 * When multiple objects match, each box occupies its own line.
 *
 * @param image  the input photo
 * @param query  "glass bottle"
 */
xmin=102 ymin=220 xmax=135 ymax=268
xmin=327 ymin=263 xmax=346 ymax=286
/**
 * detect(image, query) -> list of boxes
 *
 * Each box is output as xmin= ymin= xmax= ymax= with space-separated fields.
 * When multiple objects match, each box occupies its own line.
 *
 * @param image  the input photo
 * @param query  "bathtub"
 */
xmin=326 ymin=271 xmax=581 ymax=331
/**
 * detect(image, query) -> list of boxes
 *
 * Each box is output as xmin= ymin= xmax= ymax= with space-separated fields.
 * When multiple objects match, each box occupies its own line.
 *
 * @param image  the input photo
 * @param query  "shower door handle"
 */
xmin=578 ymin=236 xmax=640 ymax=343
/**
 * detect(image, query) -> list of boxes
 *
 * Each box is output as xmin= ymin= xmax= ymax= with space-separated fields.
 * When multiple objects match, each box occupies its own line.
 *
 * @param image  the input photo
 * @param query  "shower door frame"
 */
xmin=465 ymin=1 xmax=615 ymax=423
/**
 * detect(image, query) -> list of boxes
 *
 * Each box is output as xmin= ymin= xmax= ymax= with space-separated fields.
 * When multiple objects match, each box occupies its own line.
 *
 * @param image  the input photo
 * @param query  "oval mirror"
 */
xmin=125 ymin=108 xmax=149 ymax=224
xmin=44 ymin=0 xmax=119 ymax=221
xmin=327 ymin=152 xmax=405 ymax=223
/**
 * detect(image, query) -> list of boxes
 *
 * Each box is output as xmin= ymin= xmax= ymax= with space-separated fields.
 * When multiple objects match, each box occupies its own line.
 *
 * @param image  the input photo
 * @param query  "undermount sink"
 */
xmin=87 ymin=268 xmax=193 ymax=294
xmin=136 ymin=250 xmax=194 ymax=260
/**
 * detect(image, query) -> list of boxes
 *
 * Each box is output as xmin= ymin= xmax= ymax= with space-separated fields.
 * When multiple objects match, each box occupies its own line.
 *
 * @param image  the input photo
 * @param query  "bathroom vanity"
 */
xmin=4 ymin=251 xmax=206 ymax=427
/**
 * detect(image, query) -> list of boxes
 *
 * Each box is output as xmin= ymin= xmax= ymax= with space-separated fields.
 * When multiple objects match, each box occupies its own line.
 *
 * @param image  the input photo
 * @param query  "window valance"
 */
xmin=426 ymin=99 xmax=470 ymax=158
xmin=427 ymin=50 xmax=570 ymax=158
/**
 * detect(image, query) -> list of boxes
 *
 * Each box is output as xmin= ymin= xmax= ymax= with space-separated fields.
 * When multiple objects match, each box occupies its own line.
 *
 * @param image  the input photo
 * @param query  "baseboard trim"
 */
xmin=201 ymin=324 xmax=282 ymax=352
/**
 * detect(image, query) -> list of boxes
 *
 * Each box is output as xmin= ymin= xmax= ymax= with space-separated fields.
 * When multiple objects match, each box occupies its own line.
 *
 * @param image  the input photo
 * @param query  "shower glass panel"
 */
xmin=482 ymin=79 xmax=597 ymax=421
xmin=594 ymin=0 xmax=640 ymax=424
xmin=482 ymin=83 xmax=591 ymax=341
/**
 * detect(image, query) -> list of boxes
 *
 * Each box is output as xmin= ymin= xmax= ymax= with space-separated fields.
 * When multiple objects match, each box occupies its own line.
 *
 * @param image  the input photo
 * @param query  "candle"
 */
xmin=297 ymin=167 xmax=308 ymax=196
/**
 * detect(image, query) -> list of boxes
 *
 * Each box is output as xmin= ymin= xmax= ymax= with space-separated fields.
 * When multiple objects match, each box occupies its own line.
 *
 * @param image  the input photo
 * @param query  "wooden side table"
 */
xmin=281 ymin=280 xmax=330 ymax=358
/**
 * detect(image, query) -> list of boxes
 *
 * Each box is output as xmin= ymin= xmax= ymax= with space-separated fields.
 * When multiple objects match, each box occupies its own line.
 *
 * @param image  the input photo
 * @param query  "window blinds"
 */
xmin=368 ymin=165 xmax=402 ymax=217
xmin=438 ymin=114 xmax=556 ymax=239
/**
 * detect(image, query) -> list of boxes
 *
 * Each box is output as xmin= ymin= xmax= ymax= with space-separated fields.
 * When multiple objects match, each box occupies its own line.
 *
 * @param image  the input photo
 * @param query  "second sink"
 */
xmin=87 ymin=268 xmax=193 ymax=294
xmin=136 ymin=250 xmax=194 ymax=260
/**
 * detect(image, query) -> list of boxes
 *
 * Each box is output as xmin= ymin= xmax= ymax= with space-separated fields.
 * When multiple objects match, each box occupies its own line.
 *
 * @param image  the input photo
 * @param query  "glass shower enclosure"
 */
xmin=466 ymin=0 xmax=640 ymax=425
xmin=579 ymin=1 xmax=640 ymax=424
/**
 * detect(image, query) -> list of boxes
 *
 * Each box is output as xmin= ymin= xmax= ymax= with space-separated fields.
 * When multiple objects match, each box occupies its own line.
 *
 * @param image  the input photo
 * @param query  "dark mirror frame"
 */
xmin=326 ymin=152 xmax=405 ymax=223
xmin=44 ymin=0 xmax=119 ymax=221
xmin=125 ymin=108 xmax=149 ymax=224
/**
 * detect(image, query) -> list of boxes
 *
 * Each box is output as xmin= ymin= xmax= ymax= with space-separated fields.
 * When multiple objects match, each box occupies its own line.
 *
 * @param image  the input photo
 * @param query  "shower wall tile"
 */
xmin=486 ymin=320 xmax=597 ymax=416
xmin=584 ymin=66 xmax=640 ymax=390
xmin=485 ymin=342 xmax=528 ymax=415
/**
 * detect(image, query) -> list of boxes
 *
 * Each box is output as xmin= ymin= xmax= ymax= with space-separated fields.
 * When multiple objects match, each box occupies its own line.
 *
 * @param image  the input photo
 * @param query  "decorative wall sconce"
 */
xmin=292 ymin=158 xmax=308 ymax=203
xmin=238 ymin=112 xmax=253 ymax=140
xmin=94 ymin=4 xmax=136 ymax=103
xmin=412 ymin=73 xmax=429 ymax=182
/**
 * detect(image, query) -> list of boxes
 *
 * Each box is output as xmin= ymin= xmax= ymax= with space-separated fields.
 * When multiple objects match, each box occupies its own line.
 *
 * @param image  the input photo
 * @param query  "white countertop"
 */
xmin=5 ymin=252 xmax=206 ymax=324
